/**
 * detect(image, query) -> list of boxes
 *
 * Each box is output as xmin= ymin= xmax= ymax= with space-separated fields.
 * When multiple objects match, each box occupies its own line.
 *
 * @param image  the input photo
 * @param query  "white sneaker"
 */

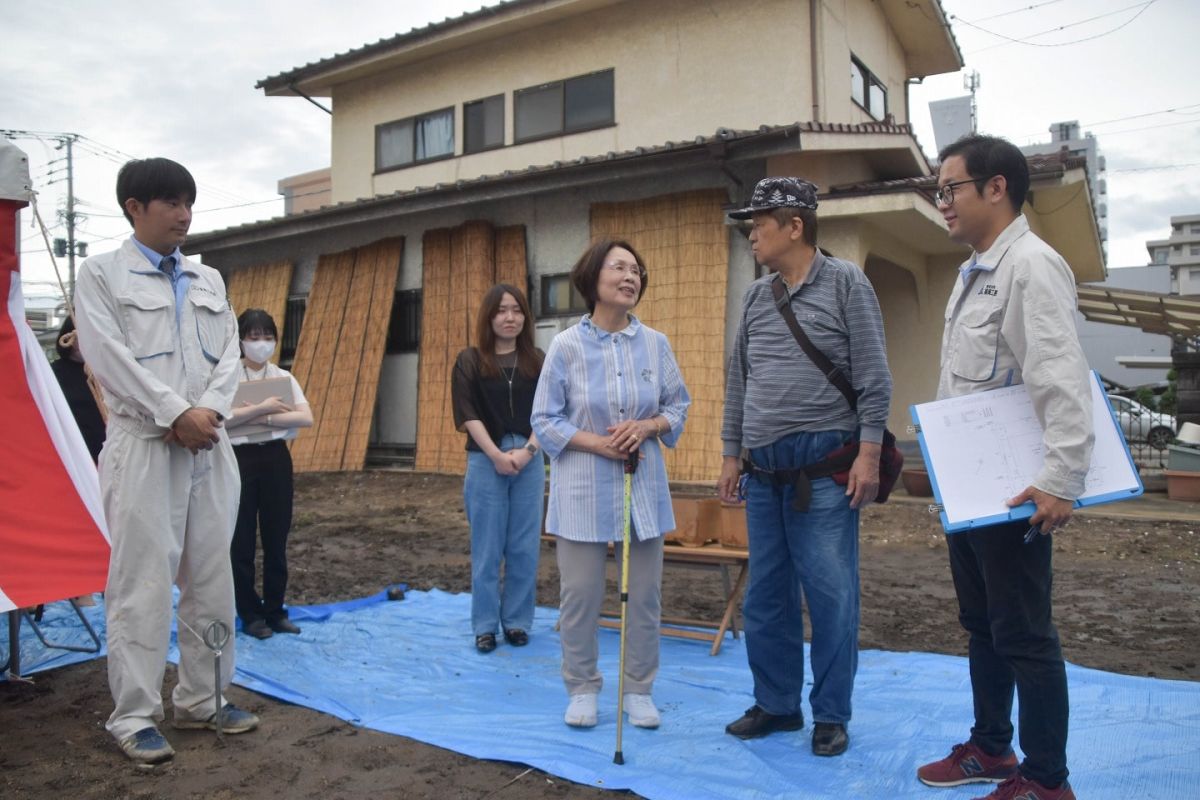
xmin=564 ymin=693 xmax=598 ymax=727
xmin=622 ymin=693 xmax=661 ymax=729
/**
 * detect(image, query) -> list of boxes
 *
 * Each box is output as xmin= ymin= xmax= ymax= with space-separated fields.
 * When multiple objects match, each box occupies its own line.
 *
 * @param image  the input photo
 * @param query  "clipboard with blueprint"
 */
xmin=232 ymin=376 xmax=294 ymax=439
xmin=910 ymin=370 xmax=1142 ymax=533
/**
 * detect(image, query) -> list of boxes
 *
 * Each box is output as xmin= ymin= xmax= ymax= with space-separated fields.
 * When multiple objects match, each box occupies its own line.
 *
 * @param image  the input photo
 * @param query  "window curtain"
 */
xmin=415 ymin=111 xmax=454 ymax=160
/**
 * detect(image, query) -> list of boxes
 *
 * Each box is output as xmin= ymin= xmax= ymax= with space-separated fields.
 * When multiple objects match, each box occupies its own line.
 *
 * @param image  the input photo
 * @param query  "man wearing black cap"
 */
xmin=718 ymin=177 xmax=892 ymax=756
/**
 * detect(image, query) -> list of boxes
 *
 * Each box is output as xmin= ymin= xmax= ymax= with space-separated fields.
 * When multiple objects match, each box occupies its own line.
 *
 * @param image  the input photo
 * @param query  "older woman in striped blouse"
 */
xmin=531 ymin=238 xmax=690 ymax=731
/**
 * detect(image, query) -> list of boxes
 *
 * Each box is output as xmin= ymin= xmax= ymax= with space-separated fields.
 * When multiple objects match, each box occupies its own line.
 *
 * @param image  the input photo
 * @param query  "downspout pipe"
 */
xmin=810 ymin=0 xmax=821 ymax=122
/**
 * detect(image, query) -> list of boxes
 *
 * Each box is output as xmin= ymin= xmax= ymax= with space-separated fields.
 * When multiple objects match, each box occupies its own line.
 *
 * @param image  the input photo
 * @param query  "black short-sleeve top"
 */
xmin=451 ymin=347 xmax=544 ymax=452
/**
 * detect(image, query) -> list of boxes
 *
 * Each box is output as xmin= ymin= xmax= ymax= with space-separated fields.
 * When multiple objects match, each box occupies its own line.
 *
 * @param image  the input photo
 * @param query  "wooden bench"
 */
xmin=541 ymin=535 xmax=749 ymax=656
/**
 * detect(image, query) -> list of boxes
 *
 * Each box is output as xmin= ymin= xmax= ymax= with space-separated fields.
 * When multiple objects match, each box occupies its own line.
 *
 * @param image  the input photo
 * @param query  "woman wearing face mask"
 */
xmin=226 ymin=308 xmax=313 ymax=640
xmin=451 ymin=284 xmax=545 ymax=654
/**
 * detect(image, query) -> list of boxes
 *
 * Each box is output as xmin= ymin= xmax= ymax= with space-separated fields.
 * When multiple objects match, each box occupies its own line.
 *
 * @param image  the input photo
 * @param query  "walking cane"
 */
xmin=613 ymin=447 xmax=639 ymax=766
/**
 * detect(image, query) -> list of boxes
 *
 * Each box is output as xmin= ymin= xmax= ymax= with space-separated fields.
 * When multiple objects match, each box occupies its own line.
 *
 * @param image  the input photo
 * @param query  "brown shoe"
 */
xmin=811 ymin=722 xmax=848 ymax=756
xmin=244 ymin=619 xmax=273 ymax=640
xmin=268 ymin=617 xmax=301 ymax=635
xmin=725 ymin=705 xmax=803 ymax=739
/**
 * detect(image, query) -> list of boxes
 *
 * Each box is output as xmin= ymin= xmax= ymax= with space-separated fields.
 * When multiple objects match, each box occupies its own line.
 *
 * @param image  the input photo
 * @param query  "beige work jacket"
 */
xmin=74 ymin=239 xmax=240 ymax=437
xmin=937 ymin=215 xmax=1094 ymax=501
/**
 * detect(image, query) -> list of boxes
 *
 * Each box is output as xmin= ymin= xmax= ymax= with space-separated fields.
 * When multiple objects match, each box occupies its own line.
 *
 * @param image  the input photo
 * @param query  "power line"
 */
xmin=1013 ymin=103 xmax=1200 ymax=141
xmin=957 ymin=0 xmax=1158 ymax=54
xmin=1110 ymin=163 xmax=1200 ymax=173
xmin=964 ymin=0 xmax=1070 ymax=24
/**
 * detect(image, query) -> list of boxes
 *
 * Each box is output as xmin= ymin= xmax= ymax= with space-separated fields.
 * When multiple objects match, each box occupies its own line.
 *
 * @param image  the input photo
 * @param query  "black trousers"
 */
xmin=231 ymin=440 xmax=294 ymax=625
xmin=947 ymin=519 xmax=1069 ymax=788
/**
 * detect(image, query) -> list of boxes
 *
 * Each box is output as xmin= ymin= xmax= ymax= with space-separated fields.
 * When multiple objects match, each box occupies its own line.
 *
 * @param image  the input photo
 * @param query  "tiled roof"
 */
xmin=186 ymin=121 xmax=918 ymax=245
xmin=826 ymin=148 xmax=1090 ymax=200
xmin=257 ymin=0 xmax=542 ymax=92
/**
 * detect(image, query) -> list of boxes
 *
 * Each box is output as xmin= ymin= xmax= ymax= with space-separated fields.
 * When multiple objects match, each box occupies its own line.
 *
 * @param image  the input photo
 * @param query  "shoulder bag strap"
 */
xmin=769 ymin=273 xmax=859 ymax=413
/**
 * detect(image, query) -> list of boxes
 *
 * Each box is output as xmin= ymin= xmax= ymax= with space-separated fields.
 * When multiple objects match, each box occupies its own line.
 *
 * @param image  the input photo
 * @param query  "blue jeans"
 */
xmin=464 ymin=434 xmax=545 ymax=636
xmin=742 ymin=430 xmax=860 ymax=724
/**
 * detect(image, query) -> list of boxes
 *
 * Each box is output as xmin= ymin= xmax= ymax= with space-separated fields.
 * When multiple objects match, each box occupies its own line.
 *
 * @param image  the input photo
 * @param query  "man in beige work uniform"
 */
xmin=75 ymin=158 xmax=259 ymax=766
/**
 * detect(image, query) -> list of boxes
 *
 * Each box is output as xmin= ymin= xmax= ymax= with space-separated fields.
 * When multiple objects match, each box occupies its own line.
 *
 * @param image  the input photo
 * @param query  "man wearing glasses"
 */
xmin=916 ymin=135 xmax=1091 ymax=800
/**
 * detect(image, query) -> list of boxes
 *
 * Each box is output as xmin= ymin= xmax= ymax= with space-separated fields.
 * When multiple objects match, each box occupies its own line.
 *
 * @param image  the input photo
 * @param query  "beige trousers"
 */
xmin=555 ymin=534 xmax=663 ymax=696
xmin=101 ymin=425 xmax=240 ymax=741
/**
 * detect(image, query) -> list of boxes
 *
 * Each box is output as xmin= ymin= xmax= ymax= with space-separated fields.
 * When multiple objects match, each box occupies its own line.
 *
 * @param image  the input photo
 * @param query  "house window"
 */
xmin=376 ymin=108 xmax=455 ymax=172
xmin=464 ymin=95 xmax=505 ymax=154
xmin=540 ymin=274 xmax=588 ymax=316
xmin=850 ymin=56 xmax=887 ymax=121
xmin=1153 ymin=248 xmax=1168 ymax=264
xmin=514 ymin=69 xmax=614 ymax=143
xmin=281 ymin=295 xmax=306 ymax=363
xmin=386 ymin=289 xmax=422 ymax=353
xmin=1191 ymin=245 xmax=1200 ymax=256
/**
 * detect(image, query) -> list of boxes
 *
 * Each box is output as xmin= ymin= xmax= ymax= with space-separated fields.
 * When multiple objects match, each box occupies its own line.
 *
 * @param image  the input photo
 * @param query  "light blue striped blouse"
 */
xmin=531 ymin=315 xmax=691 ymax=543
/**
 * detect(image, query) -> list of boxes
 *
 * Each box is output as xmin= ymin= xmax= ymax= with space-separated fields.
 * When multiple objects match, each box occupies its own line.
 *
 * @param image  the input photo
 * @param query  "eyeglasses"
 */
xmin=603 ymin=260 xmax=645 ymax=278
xmin=934 ymin=178 xmax=985 ymax=207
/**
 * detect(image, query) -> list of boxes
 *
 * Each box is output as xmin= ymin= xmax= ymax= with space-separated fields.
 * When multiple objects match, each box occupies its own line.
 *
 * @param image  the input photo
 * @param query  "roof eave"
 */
xmin=880 ymin=0 xmax=964 ymax=79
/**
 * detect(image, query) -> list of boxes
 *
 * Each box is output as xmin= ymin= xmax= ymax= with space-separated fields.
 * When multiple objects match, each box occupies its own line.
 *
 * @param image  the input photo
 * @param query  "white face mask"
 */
xmin=242 ymin=339 xmax=276 ymax=363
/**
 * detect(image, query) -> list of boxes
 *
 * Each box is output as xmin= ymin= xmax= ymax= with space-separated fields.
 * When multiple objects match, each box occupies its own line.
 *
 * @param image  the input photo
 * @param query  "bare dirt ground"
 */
xmin=3 ymin=471 xmax=1197 ymax=800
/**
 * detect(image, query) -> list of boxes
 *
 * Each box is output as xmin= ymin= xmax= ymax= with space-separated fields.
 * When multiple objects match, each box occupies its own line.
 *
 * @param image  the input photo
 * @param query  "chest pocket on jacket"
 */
xmin=189 ymin=290 xmax=229 ymax=364
xmin=117 ymin=291 xmax=174 ymax=360
xmin=950 ymin=305 xmax=1003 ymax=382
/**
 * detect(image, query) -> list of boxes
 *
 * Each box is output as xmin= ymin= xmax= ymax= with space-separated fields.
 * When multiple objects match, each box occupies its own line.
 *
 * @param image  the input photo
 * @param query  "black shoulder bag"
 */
xmin=768 ymin=273 xmax=904 ymax=504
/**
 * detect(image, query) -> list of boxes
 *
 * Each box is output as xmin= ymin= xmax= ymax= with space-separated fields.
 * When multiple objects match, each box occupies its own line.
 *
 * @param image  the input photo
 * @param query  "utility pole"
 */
xmin=1 ymin=129 xmax=86 ymax=298
xmin=964 ymin=71 xmax=982 ymax=133
xmin=62 ymin=135 xmax=78 ymax=296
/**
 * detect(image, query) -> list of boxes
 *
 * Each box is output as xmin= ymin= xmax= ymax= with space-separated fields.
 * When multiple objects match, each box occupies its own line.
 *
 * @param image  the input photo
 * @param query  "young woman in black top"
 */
xmin=451 ymin=284 xmax=545 ymax=653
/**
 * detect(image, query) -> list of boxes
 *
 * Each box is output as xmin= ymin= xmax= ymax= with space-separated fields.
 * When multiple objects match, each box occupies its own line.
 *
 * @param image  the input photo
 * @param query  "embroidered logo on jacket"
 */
xmin=977 ymin=284 xmax=998 ymax=297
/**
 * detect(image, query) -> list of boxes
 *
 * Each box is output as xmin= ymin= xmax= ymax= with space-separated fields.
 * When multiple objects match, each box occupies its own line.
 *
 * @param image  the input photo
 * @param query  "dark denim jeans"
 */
xmin=742 ymin=430 xmax=860 ymax=724
xmin=948 ymin=519 xmax=1069 ymax=788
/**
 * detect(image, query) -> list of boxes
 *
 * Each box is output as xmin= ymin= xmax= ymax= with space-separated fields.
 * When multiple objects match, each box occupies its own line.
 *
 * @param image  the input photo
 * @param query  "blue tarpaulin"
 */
xmin=7 ymin=591 xmax=1199 ymax=799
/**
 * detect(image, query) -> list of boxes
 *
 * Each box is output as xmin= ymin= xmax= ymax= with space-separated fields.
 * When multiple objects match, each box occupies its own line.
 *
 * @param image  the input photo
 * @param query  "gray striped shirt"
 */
xmin=721 ymin=251 xmax=892 ymax=456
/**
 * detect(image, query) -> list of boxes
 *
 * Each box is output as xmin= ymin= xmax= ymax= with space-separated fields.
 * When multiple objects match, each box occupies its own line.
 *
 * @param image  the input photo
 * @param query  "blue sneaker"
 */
xmin=173 ymin=704 xmax=260 ymax=734
xmin=118 ymin=726 xmax=175 ymax=764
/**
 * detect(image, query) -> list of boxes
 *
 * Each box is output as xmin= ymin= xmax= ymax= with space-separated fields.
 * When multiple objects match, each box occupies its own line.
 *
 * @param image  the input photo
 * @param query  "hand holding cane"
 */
xmin=613 ymin=447 xmax=639 ymax=766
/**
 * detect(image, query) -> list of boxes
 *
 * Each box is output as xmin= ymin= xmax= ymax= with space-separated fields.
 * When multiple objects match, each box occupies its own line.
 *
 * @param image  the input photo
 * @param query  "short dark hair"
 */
xmin=766 ymin=207 xmax=819 ymax=246
xmin=937 ymin=134 xmax=1029 ymax=213
xmin=237 ymin=308 xmax=278 ymax=341
xmin=570 ymin=238 xmax=649 ymax=314
xmin=116 ymin=158 xmax=197 ymax=225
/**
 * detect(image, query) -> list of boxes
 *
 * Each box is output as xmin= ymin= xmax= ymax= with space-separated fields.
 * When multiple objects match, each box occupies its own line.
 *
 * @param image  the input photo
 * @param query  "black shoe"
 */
xmin=268 ymin=617 xmax=301 ymax=635
xmin=475 ymin=633 xmax=497 ymax=653
xmin=811 ymin=722 xmax=849 ymax=756
xmin=503 ymin=628 xmax=529 ymax=647
xmin=725 ymin=705 xmax=804 ymax=739
xmin=244 ymin=619 xmax=273 ymax=640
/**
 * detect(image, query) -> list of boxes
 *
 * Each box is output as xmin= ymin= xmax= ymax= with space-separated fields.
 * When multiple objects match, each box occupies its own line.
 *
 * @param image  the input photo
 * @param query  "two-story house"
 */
xmin=184 ymin=0 xmax=1103 ymax=479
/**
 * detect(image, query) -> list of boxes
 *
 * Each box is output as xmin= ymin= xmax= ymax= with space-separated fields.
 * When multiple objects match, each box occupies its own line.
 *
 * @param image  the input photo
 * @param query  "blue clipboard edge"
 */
xmin=909 ymin=371 xmax=1144 ymax=534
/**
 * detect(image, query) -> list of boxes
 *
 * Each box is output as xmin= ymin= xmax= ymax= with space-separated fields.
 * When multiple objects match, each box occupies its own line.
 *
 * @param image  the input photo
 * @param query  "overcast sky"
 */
xmin=5 ymin=0 xmax=1197 ymax=293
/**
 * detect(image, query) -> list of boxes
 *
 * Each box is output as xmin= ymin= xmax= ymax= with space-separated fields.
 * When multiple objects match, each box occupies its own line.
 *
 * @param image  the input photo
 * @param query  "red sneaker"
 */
xmin=972 ymin=775 xmax=1076 ymax=800
xmin=918 ymin=742 xmax=1019 ymax=787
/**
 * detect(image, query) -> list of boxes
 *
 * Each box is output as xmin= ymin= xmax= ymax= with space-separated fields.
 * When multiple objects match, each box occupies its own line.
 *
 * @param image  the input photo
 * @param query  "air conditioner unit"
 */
xmin=534 ymin=317 xmax=575 ymax=352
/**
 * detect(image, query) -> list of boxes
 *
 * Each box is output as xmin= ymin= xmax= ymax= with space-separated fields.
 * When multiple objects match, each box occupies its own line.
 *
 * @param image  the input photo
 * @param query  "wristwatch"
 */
xmin=524 ymin=442 xmax=539 ymax=456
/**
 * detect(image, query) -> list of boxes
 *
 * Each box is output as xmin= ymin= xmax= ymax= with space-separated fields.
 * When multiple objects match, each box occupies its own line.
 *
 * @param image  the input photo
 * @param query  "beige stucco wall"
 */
xmin=327 ymin=0 xmax=915 ymax=204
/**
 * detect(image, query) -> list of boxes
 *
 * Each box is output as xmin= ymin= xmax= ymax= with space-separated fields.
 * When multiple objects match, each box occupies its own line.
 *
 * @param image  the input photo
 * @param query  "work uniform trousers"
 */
xmin=742 ymin=430 xmax=860 ymax=725
xmin=948 ymin=520 xmax=1069 ymax=788
xmin=556 ymin=533 xmax=663 ymax=697
xmin=100 ymin=424 xmax=240 ymax=742
xmin=231 ymin=440 xmax=294 ymax=626
xmin=463 ymin=433 xmax=544 ymax=636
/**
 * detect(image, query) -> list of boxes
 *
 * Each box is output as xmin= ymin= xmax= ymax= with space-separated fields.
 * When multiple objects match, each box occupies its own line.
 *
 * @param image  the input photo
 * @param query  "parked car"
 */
xmin=1107 ymin=395 xmax=1178 ymax=450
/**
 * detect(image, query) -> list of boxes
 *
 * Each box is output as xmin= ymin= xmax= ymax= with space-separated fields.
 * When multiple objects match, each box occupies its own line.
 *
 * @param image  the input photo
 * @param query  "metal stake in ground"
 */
xmin=613 ymin=447 xmax=639 ymax=766
xmin=203 ymin=620 xmax=230 ymax=740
